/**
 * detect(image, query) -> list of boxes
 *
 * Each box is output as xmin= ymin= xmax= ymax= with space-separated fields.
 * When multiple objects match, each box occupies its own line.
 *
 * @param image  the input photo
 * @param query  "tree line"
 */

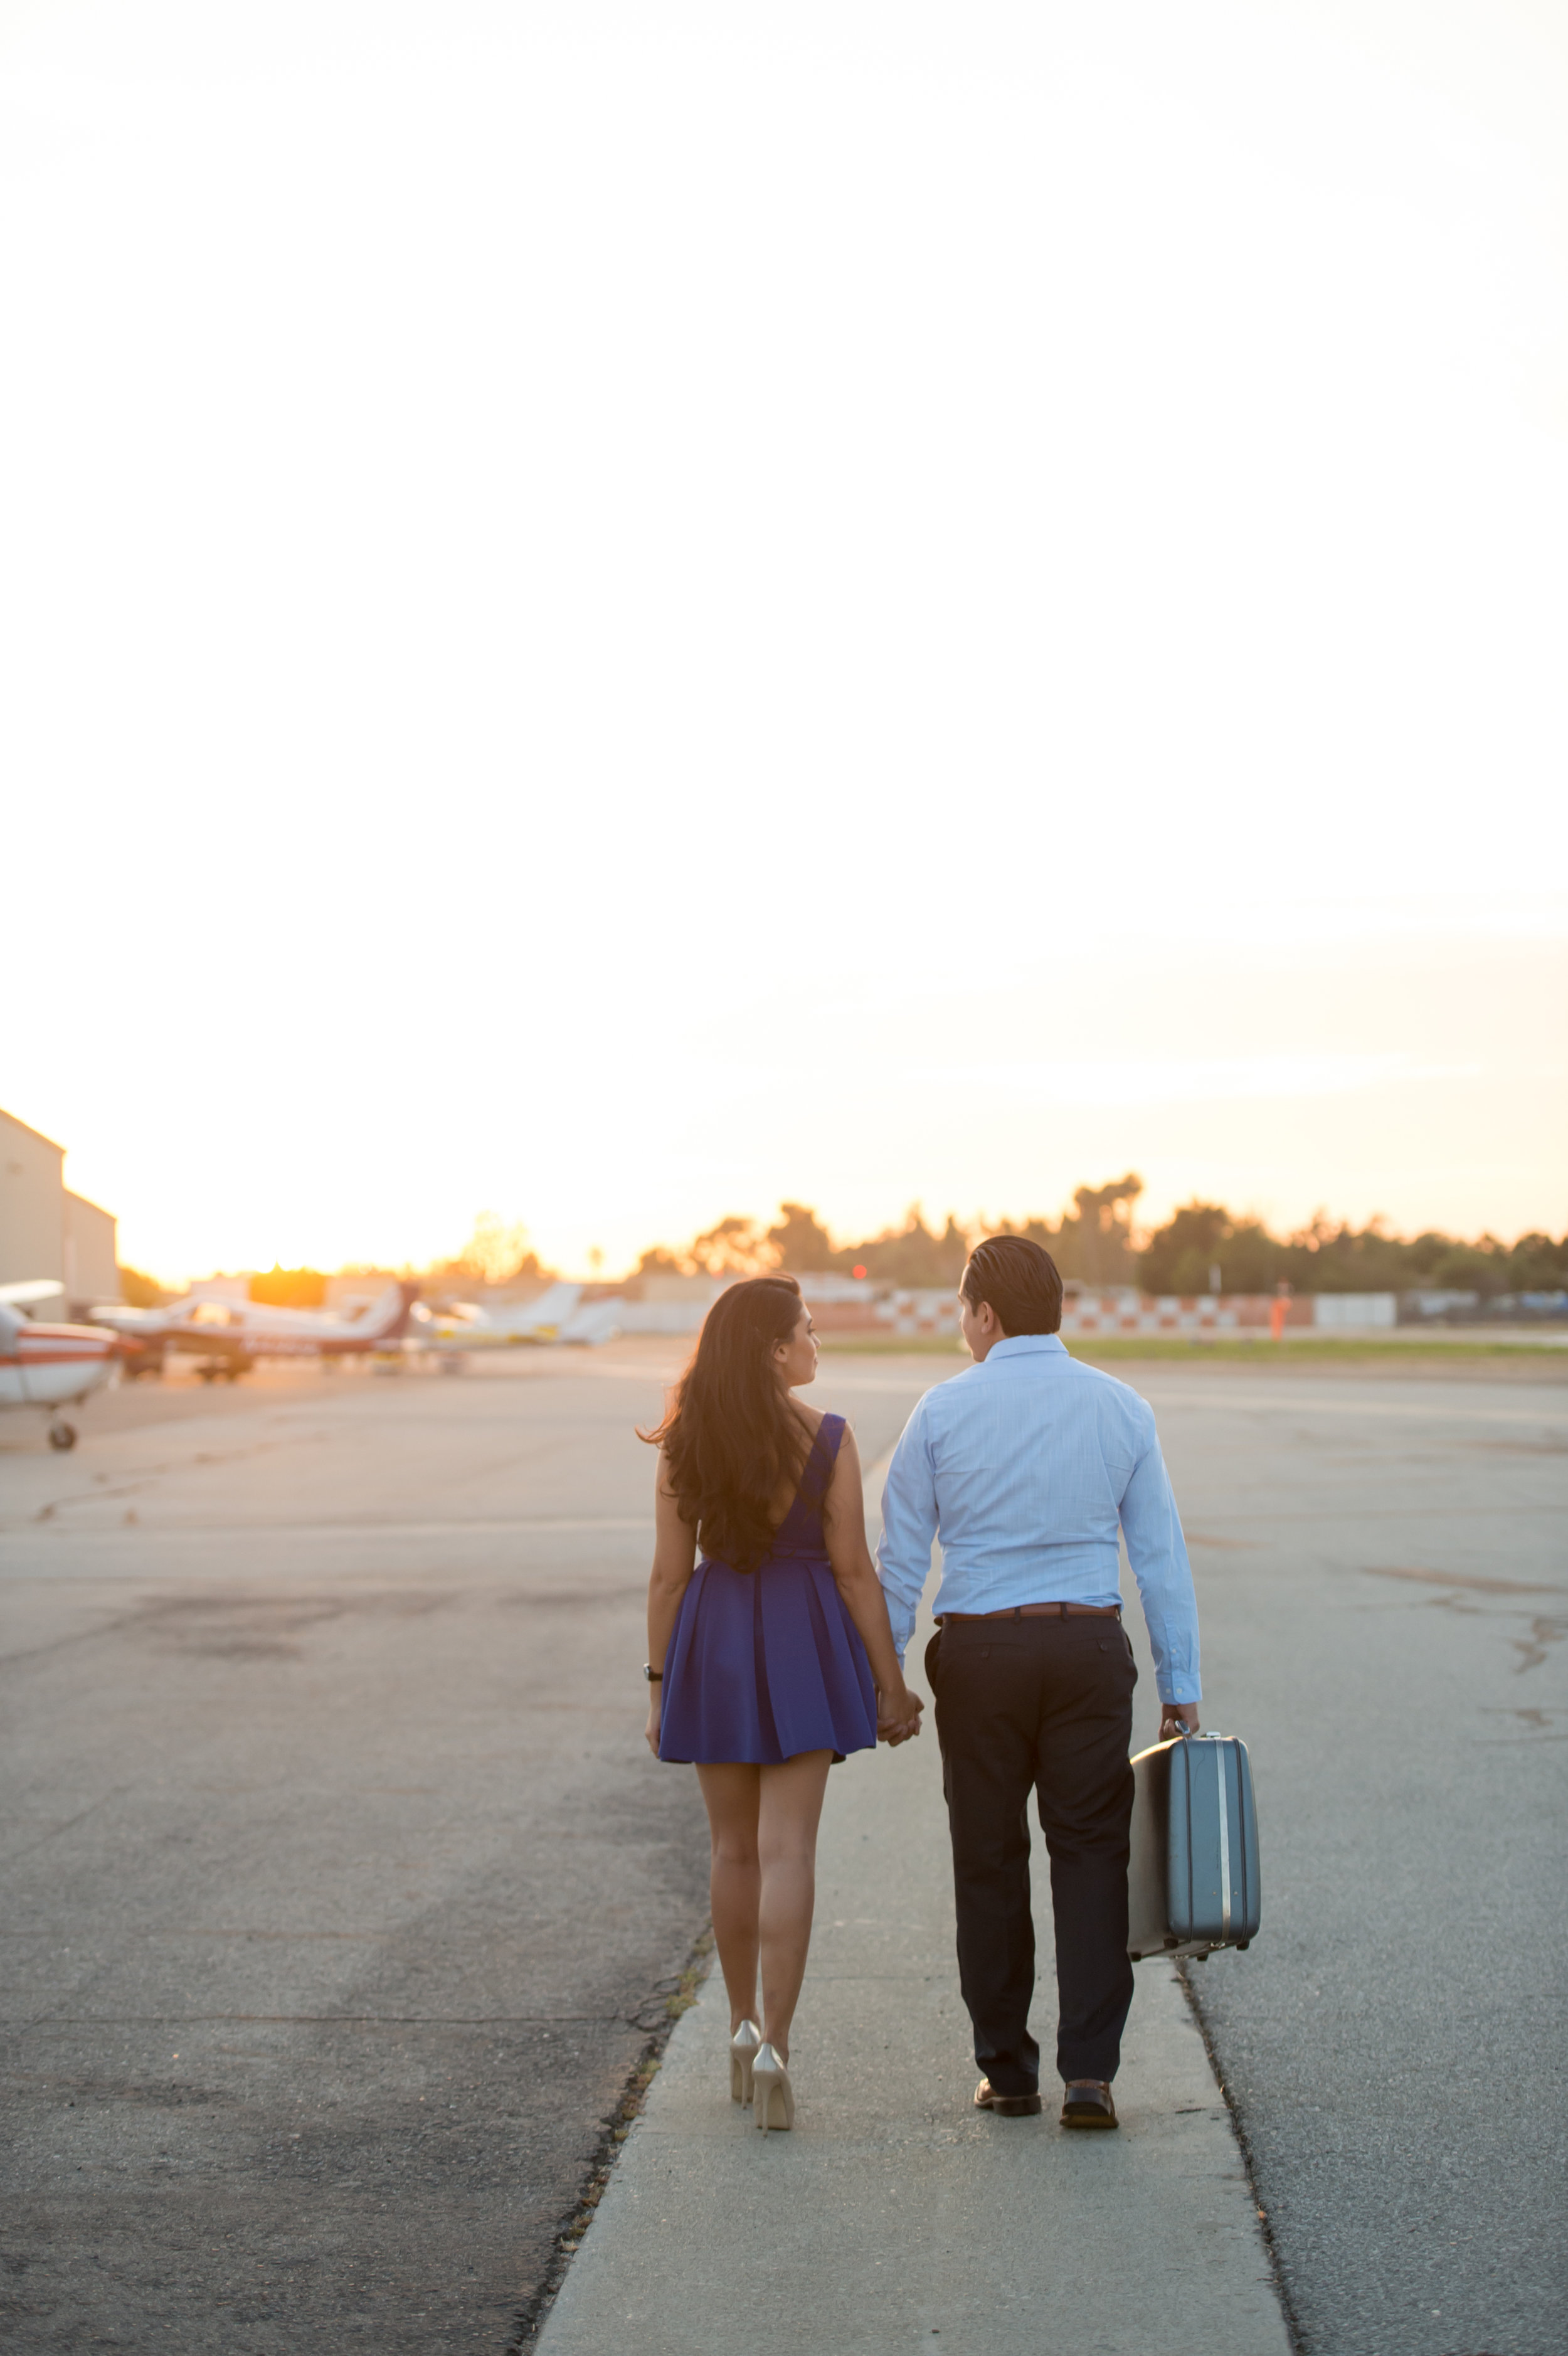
xmin=135 ymin=1188 xmax=1565 ymax=1305
xmin=637 ymin=1179 xmax=1568 ymax=1298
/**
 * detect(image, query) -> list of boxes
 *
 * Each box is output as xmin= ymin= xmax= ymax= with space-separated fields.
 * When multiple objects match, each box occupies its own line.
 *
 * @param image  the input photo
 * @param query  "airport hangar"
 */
xmin=0 ymin=1106 xmax=120 ymax=1313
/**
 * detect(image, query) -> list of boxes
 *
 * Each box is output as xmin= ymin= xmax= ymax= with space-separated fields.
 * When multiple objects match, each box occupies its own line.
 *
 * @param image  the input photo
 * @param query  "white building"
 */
xmin=0 ymin=1108 xmax=120 ymax=1308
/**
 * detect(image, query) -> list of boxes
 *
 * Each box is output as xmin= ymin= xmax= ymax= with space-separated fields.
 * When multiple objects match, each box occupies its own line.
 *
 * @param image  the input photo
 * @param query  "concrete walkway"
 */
xmin=538 ymin=1467 xmax=1292 ymax=2356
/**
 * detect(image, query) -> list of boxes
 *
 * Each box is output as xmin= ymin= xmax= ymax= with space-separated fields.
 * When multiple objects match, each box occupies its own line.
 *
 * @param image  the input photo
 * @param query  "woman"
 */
xmin=642 ymin=1275 xmax=923 ymax=2131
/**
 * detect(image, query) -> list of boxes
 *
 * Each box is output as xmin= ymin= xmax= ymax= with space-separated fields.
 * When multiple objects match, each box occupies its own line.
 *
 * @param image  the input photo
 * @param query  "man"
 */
xmin=877 ymin=1234 xmax=1200 ymax=2129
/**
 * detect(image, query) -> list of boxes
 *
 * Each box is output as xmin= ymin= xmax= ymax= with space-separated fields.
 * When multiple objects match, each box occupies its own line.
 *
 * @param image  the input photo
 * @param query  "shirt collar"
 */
xmin=985 ymin=1334 xmax=1067 ymax=1360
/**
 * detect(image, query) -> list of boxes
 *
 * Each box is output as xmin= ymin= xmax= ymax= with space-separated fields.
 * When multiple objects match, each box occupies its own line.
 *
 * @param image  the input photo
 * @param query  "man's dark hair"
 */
xmin=960 ymin=1234 xmax=1064 ymax=1336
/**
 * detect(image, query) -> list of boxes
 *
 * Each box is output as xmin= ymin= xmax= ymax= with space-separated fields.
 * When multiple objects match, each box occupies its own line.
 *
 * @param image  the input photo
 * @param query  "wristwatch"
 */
xmin=643 ymin=1664 xmax=662 ymax=1682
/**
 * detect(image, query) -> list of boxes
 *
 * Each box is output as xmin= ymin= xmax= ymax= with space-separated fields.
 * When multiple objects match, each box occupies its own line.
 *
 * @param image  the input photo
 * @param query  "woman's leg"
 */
xmin=694 ymin=1762 xmax=762 ymax=2031
xmin=755 ymin=1749 xmax=833 ymax=2062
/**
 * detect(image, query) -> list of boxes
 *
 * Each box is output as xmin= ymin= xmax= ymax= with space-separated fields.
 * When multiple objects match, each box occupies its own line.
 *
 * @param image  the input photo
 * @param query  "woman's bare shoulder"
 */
xmin=797 ymin=1401 xmax=859 ymax=1464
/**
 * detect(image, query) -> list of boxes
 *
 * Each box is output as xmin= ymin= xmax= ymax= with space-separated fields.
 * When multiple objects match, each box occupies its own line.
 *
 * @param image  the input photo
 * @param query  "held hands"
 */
xmin=877 ymin=1682 xmax=924 ymax=1747
xmin=647 ymin=1685 xmax=925 ymax=1752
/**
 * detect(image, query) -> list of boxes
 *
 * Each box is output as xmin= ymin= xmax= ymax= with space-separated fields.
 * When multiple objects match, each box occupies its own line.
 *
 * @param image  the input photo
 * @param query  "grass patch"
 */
xmin=1064 ymin=1337 xmax=1562 ymax=1364
xmin=820 ymin=1334 xmax=1565 ymax=1364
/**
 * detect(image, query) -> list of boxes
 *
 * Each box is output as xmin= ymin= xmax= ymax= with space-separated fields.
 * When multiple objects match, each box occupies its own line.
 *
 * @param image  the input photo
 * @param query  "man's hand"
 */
xmin=1160 ymin=1702 xmax=1200 ymax=1739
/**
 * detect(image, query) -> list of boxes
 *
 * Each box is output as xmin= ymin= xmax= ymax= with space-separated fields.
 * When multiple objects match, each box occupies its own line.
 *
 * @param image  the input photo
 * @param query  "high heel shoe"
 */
xmin=751 ymin=2042 xmax=794 ymax=2132
xmin=729 ymin=2020 xmax=761 ymax=2105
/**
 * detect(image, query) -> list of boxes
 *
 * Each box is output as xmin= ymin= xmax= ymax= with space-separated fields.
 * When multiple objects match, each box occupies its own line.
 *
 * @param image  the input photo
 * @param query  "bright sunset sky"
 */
xmin=3 ymin=1 xmax=1565 ymax=1281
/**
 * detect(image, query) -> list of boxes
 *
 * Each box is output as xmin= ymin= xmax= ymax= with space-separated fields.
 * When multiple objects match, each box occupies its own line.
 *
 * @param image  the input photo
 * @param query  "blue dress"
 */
xmin=658 ymin=1412 xmax=879 ymax=1764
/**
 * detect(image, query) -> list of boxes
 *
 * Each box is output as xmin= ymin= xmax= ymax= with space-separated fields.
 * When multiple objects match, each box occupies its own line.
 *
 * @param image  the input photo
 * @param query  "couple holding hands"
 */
xmin=642 ymin=1234 xmax=1202 ymax=2133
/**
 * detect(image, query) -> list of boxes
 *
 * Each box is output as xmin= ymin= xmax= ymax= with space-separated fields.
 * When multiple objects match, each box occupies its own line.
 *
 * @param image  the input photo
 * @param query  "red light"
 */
xmin=852 ymin=1265 xmax=867 ymax=1279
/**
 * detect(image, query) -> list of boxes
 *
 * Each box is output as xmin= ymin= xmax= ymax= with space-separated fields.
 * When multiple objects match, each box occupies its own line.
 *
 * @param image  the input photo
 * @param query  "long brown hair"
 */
xmin=640 ymin=1275 xmax=813 ymax=1572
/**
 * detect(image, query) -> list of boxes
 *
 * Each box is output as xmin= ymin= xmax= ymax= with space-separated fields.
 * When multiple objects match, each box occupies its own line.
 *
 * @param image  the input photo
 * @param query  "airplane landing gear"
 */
xmin=48 ymin=1418 xmax=78 ymax=1451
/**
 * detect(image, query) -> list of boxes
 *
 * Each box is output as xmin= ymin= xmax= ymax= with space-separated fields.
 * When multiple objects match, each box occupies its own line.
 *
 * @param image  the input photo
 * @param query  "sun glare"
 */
xmin=1 ymin=1 xmax=1564 ymax=1280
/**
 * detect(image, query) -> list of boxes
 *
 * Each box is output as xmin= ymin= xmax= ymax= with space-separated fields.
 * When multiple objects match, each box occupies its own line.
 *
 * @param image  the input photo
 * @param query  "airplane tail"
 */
xmin=349 ymin=1280 xmax=421 ymax=1346
xmin=383 ymin=1280 xmax=421 ymax=1343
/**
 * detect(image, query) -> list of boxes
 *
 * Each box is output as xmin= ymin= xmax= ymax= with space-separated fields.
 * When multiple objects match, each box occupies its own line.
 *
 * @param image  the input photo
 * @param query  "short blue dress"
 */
xmin=658 ymin=1412 xmax=879 ymax=1764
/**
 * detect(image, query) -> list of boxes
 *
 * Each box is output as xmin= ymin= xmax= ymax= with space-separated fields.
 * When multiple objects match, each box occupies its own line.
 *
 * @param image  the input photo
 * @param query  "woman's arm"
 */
xmin=822 ymin=1426 xmax=924 ymax=1744
xmin=645 ymin=1452 xmax=699 ymax=1756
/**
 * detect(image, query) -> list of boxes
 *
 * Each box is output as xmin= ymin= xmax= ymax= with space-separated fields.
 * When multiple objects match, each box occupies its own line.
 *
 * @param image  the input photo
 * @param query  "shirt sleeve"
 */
xmin=876 ymin=1395 xmax=938 ymax=1666
xmin=1118 ymin=1416 xmax=1202 ymax=1706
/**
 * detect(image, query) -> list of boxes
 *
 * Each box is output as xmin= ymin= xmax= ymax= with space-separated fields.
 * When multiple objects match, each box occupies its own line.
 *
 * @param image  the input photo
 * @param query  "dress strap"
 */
xmin=798 ymin=1412 xmax=845 ymax=1507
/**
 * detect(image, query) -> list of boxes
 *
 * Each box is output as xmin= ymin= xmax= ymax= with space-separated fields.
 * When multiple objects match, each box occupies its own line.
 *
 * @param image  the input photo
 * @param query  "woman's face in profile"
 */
xmin=773 ymin=1305 xmax=818 ymax=1390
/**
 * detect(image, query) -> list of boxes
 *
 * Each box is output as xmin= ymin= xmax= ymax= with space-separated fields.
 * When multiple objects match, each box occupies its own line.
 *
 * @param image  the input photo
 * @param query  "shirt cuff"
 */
xmin=1156 ymin=1676 xmax=1202 ymax=1706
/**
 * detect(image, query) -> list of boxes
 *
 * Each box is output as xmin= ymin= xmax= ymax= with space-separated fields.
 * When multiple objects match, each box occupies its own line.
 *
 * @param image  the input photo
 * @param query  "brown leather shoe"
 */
xmin=1061 ymin=2079 xmax=1118 ymax=2128
xmin=973 ymin=2077 xmax=1042 ymax=2117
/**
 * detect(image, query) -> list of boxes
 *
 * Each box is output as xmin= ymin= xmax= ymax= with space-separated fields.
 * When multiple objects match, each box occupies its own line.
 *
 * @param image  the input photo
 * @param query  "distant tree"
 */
xmin=1276 ymin=1212 xmax=1411 ymax=1293
xmin=117 ymin=1264 xmax=170 ymax=1309
xmin=636 ymin=1191 xmax=1568 ymax=1305
xmin=250 ymin=1264 xmax=328 ymax=1308
xmin=1424 ymin=1238 xmax=1513 ymax=1296
xmin=442 ymin=1212 xmax=539 ymax=1287
xmin=420 ymin=1216 xmax=544 ymax=1291
xmin=1000 ymin=1175 xmax=1144 ymax=1285
xmin=1067 ymin=1175 xmax=1144 ymax=1285
xmin=687 ymin=1216 xmax=774 ymax=1276
xmin=1139 ymin=1204 xmax=1568 ymax=1297
xmin=644 ymin=1202 xmax=975 ymax=1288
xmin=1138 ymin=1204 xmax=1225 ymax=1295
xmin=1504 ymin=1232 xmax=1568 ymax=1292
xmin=636 ymin=1245 xmax=689 ymax=1278
xmin=765 ymin=1203 xmax=844 ymax=1273
xmin=849 ymin=1206 xmax=972 ymax=1287
xmin=633 ymin=1211 xmax=817 ymax=1280
xmin=1136 ymin=1203 xmax=1289 ymax=1296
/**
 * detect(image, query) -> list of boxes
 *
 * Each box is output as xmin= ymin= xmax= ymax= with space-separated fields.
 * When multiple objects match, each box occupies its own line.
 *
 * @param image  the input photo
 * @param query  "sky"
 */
xmin=3 ymin=0 xmax=1565 ymax=1281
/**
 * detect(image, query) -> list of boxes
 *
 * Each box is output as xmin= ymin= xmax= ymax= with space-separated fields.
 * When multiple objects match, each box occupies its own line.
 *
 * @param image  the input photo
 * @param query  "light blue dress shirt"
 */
xmin=876 ymin=1334 xmax=1202 ymax=1705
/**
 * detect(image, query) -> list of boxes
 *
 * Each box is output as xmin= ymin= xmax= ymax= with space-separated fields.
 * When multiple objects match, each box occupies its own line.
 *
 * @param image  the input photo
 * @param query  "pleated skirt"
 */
xmin=658 ymin=1548 xmax=878 ymax=1765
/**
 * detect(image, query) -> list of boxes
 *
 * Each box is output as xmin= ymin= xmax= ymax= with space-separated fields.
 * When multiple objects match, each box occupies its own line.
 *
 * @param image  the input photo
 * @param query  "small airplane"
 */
xmin=90 ymin=1280 xmax=421 ymax=1382
xmin=0 ymin=1280 xmax=122 ymax=1450
xmin=409 ymin=1283 xmax=585 ymax=1366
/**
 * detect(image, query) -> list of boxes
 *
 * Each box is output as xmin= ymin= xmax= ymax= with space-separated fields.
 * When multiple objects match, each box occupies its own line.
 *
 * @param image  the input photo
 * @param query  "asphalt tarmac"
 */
xmin=3 ymin=1343 xmax=1564 ymax=2353
xmin=1128 ymin=1364 xmax=1568 ymax=2356
xmin=0 ymin=1350 xmax=711 ymax=2352
xmin=0 ymin=1349 xmax=924 ymax=2353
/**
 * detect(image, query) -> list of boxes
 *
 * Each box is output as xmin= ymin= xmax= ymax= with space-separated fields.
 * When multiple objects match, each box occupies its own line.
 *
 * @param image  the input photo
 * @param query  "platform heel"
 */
xmin=729 ymin=2019 xmax=761 ymax=2105
xmin=751 ymin=2043 xmax=794 ymax=2131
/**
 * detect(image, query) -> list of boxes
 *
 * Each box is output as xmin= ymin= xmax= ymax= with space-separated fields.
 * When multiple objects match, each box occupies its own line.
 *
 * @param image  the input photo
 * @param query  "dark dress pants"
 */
xmin=926 ymin=1614 xmax=1136 ymax=2094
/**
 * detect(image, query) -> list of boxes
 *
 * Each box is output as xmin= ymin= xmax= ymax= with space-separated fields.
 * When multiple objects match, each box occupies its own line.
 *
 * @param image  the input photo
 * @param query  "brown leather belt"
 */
xmin=940 ymin=1601 xmax=1121 ymax=1622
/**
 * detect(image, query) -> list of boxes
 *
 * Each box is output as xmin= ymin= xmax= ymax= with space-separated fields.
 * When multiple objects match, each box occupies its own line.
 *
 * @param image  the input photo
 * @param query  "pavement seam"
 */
xmin=1176 ymin=1958 xmax=1306 ymax=2356
xmin=505 ymin=1926 xmax=715 ymax=2353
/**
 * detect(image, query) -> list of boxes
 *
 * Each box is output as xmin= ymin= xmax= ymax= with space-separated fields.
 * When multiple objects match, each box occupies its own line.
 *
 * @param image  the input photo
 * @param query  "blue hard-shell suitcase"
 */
xmin=1126 ymin=1732 xmax=1261 ymax=1961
